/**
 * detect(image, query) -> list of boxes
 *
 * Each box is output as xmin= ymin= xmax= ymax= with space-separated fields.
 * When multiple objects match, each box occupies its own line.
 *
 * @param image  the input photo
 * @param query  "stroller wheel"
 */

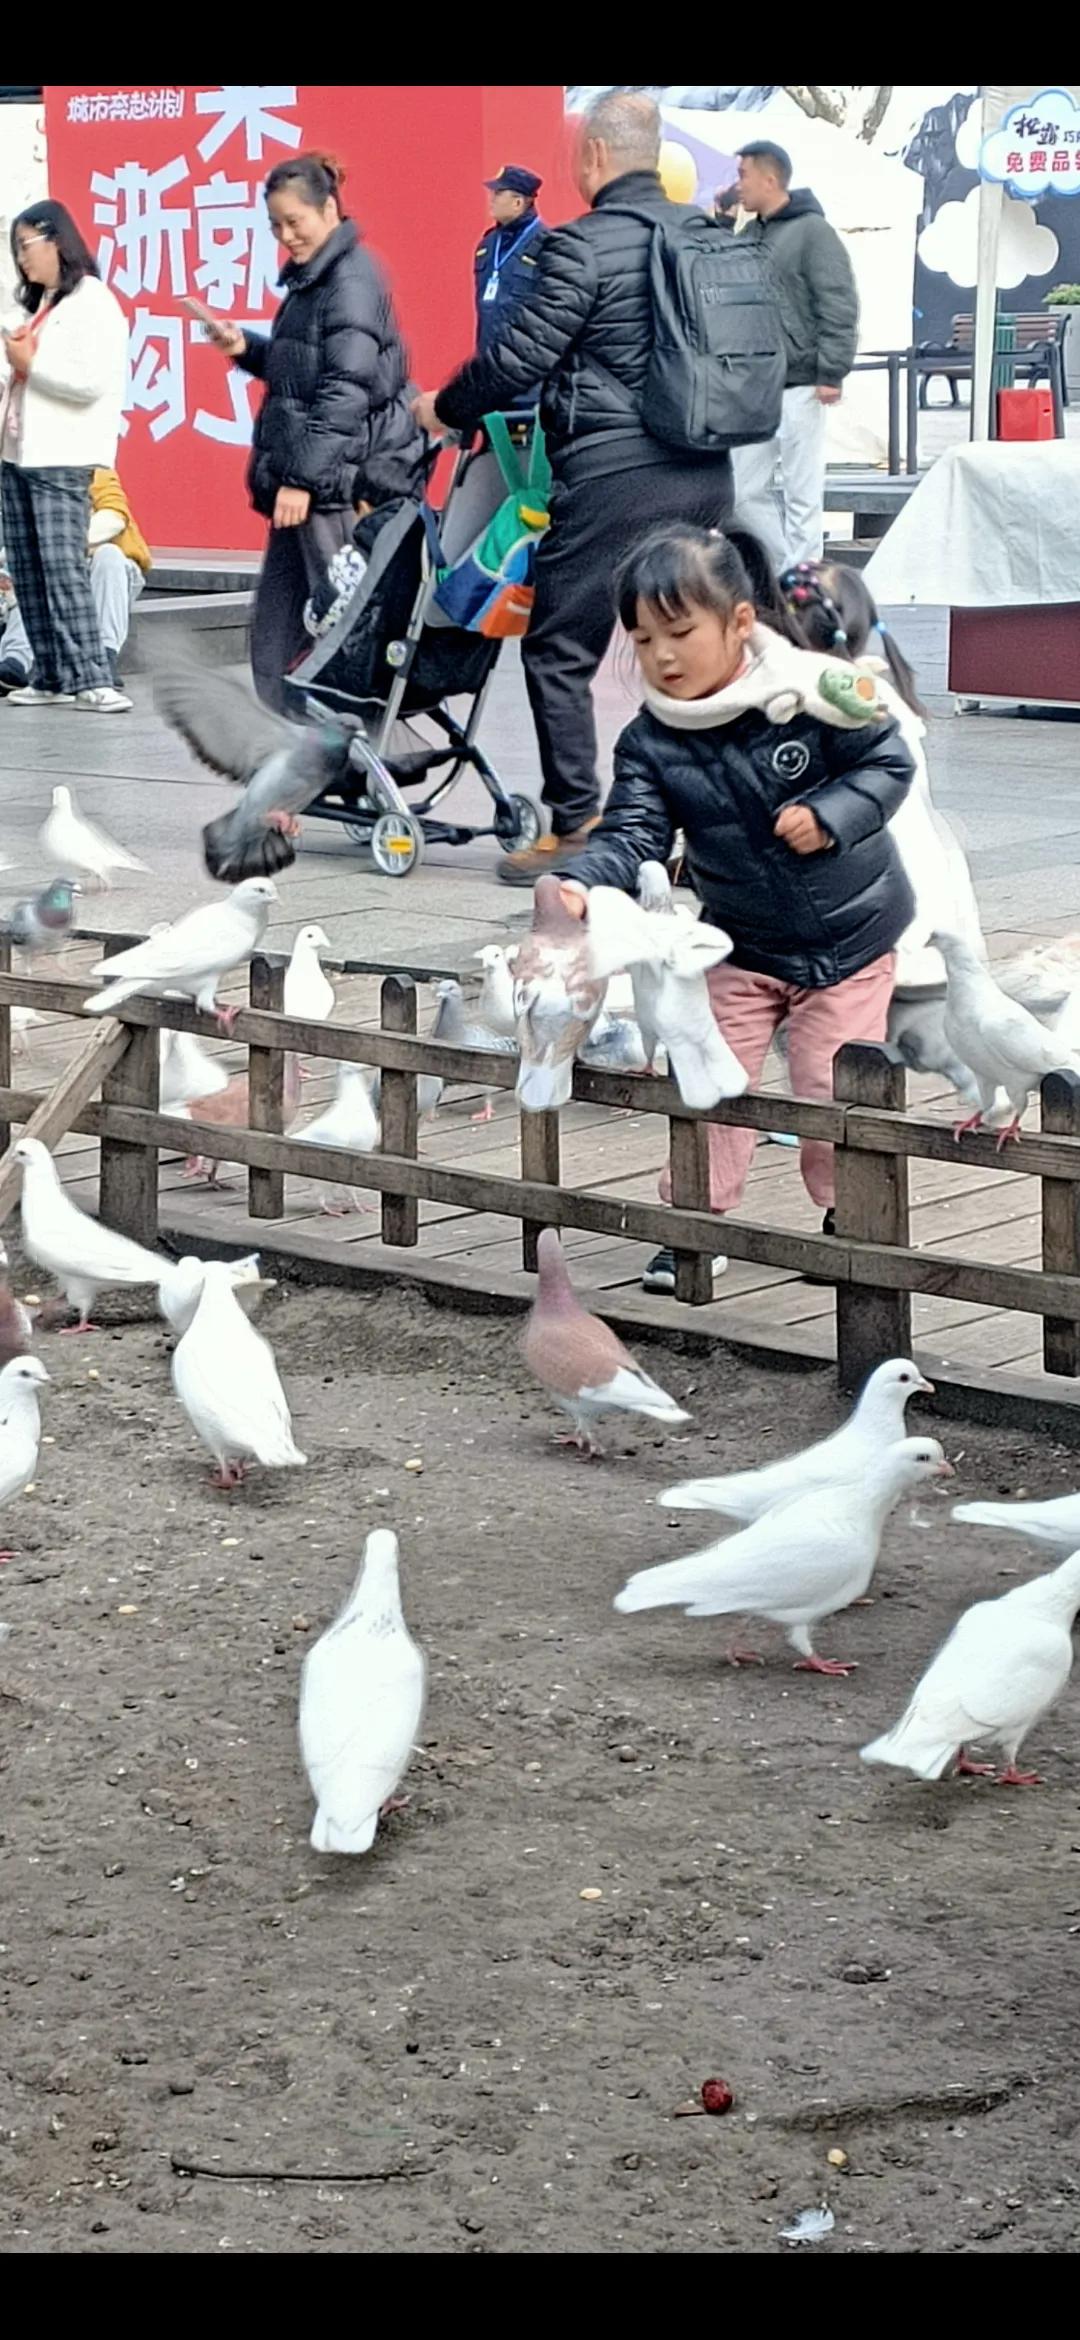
xmin=370 ymin=811 xmax=425 ymax=877
xmin=497 ymin=794 xmax=542 ymax=854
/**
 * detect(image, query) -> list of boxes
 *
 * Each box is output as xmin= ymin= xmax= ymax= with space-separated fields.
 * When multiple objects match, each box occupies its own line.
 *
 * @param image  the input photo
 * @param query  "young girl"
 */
xmin=556 ymin=525 xmax=916 ymax=1293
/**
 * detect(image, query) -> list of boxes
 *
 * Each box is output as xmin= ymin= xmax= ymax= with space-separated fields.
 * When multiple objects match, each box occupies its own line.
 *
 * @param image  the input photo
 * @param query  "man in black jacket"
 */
xmin=413 ymin=93 xmax=734 ymax=883
xmin=727 ymin=141 xmax=858 ymax=569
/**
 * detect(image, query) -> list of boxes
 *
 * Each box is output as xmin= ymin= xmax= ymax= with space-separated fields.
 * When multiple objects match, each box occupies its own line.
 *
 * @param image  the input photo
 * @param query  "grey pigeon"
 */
xmin=0 ymin=1243 xmax=33 ymax=1367
xmin=522 ymin=1226 xmax=689 ymax=1456
xmin=155 ymin=658 xmax=353 ymax=882
xmin=431 ymin=976 xmax=516 ymax=1123
xmin=8 ymin=877 xmax=79 ymax=954
xmin=862 ymin=1547 xmax=1080 ymax=1785
xmin=616 ymin=1438 xmax=952 ymax=1673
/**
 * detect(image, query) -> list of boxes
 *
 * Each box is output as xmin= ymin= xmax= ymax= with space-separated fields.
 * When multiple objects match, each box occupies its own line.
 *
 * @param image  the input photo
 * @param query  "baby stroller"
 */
xmin=282 ymin=420 xmax=543 ymax=877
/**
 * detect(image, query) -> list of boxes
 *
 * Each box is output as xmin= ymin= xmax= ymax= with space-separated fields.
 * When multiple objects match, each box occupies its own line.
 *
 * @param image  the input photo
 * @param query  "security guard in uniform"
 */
xmin=473 ymin=164 xmax=546 ymax=410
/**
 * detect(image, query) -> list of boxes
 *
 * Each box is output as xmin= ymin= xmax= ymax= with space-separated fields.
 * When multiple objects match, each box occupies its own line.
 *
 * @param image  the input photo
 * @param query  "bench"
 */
xmin=917 ymin=311 xmax=1069 ymax=408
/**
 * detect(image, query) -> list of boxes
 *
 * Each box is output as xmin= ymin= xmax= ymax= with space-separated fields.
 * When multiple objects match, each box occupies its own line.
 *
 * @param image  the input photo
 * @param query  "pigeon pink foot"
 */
xmin=215 ymin=1002 xmax=240 ymax=1037
xmin=994 ymin=1117 xmax=1022 ymax=1151
xmin=996 ymin=1763 xmax=1043 ymax=1786
xmin=953 ymin=1110 xmax=983 ymax=1142
xmin=266 ymin=809 xmax=302 ymax=838
xmin=210 ymin=1462 xmax=244 ymax=1490
xmin=379 ymin=1793 xmax=410 ymax=1820
xmin=955 ymin=1749 xmax=996 ymax=1778
xmin=470 ymin=1100 xmax=495 ymax=1124
xmin=60 ymin=1319 xmax=98 ymax=1335
xmin=727 ymin=1644 xmax=765 ymax=1667
xmin=793 ymin=1654 xmax=858 ymax=1677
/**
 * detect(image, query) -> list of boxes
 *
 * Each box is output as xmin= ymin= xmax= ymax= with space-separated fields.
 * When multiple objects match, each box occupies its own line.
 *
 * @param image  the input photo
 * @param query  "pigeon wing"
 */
xmin=155 ymin=661 xmax=293 ymax=784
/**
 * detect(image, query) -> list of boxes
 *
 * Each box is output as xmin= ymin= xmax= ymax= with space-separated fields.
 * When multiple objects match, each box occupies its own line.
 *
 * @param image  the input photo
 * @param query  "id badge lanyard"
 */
xmin=482 ymin=215 xmax=539 ymax=304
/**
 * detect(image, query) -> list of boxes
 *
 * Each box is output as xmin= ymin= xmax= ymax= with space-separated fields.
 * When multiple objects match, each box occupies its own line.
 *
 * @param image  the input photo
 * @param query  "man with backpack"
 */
xmin=413 ymin=93 xmax=782 ymax=884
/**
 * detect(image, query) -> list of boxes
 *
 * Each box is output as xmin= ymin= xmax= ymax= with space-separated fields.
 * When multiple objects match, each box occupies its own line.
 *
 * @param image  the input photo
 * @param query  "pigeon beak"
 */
xmin=917 ymin=1376 xmax=935 ymax=1396
xmin=934 ymin=1458 xmax=956 ymax=1478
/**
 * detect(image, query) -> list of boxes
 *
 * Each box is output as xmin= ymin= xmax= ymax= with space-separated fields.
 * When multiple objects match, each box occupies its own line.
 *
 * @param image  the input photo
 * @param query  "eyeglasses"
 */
xmin=15 ymin=234 xmax=50 ymax=258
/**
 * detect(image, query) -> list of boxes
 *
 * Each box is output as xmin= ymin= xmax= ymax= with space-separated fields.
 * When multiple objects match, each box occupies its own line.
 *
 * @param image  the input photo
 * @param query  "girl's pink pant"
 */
xmin=659 ymin=953 xmax=896 ymax=1214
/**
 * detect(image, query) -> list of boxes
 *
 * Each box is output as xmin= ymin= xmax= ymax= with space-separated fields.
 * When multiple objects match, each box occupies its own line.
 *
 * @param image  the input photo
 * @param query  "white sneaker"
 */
xmin=7 ymin=684 xmax=76 ymax=705
xmin=75 ymin=685 xmax=133 ymax=713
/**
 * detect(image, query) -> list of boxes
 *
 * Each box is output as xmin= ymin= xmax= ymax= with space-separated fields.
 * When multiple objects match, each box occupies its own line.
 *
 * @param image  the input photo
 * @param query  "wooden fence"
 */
xmin=3 ymin=940 xmax=1080 ymax=1395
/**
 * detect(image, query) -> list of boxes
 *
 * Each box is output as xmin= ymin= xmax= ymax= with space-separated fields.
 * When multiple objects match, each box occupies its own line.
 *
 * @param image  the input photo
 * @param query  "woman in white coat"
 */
xmin=0 ymin=200 xmax=130 ymax=712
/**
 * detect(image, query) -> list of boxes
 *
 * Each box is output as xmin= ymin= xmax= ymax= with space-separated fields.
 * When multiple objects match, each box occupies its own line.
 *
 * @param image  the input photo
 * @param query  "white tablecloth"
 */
xmin=864 ymin=440 xmax=1080 ymax=609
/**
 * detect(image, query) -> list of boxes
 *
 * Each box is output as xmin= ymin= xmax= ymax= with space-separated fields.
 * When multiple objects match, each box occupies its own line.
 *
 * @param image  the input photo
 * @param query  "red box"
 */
xmin=996 ymin=386 xmax=1056 ymax=440
xmin=949 ymin=603 xmax=1080 ymax=704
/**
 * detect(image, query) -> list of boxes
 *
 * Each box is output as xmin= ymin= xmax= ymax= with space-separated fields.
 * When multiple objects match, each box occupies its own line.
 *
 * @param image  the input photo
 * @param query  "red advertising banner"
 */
xmin=43 ymin=83 xmax=574 ymax=552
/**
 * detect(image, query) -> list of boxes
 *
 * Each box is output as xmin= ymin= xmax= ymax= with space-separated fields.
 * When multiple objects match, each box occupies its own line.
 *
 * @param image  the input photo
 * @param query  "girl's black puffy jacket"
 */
xmin=235 ymin=221 xmax=424 ymax=517
xmin=560 ymin=705 xmax=916 ymax=989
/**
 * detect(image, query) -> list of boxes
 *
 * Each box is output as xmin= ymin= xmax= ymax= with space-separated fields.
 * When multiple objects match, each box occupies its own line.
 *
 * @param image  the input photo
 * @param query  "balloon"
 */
xmin=659 ymin=140 xmax=697 ymax=204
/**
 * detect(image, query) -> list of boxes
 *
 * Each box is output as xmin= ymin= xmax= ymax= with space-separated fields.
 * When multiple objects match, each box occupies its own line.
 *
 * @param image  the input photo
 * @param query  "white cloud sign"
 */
xmin=981 ymin=88 xmax=1080 ymax=200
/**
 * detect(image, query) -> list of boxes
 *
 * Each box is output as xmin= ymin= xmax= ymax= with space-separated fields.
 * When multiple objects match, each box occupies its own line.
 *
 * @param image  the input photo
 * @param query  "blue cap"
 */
xmin=485 ymin=164 xmax=542 ymax=198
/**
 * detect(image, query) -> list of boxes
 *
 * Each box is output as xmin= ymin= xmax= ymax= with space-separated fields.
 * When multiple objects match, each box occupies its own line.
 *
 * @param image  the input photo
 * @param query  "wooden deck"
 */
xmin=7 ymin=938 xmax=1067 ymax=1389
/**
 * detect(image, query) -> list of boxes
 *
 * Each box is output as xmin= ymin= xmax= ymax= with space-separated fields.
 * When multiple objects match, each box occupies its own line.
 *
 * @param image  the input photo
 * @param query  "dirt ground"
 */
xmin=2 ymin=1268 xmax=1080 ymax=2257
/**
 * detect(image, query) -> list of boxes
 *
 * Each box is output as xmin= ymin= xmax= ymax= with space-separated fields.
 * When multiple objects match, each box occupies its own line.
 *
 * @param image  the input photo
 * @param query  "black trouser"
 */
xmin=522 ymin=455 xmax=733 ymax=837
xmin=251 ymin=505 xmax=354 ymax=713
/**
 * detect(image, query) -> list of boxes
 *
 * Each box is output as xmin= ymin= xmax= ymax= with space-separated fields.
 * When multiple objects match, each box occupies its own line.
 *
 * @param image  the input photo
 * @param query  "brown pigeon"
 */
xmin=0 ymin=1245 xmax=33 ymax=1369
xmin=521 ymin=1228 xmax=690 ymax=1457
xmin=513 ymin=876 xmax=607 ymax=1111
xmin=182 ymin=1055 xmax=302 ymax=1185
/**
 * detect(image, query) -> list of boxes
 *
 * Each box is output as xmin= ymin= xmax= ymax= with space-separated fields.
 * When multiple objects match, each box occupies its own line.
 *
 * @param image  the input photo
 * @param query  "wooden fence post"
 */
xmin=833 ymin=1042 xmax=911 ymax=1393
xmin=1041 ymin=1070 xmax=1080 ymax=1375
xmin=0 ymin=933 xmax=11 ymax=1159
xmin=248 ymin=954 xmax=286 ymax=1221
xmin=98 ymin=934 xmax=159 ymax=1245
xmin=380 ymin=975 xmax=418 ymax=1247
xmin=668 ymin=1112 xmax=714 ymax=1304
xmin=520 ymin=1108 xmax=560 ymax=1272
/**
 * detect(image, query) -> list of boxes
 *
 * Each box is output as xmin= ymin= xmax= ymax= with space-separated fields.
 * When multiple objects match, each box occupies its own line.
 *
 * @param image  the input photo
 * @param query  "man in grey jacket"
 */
xmin=728 ymin=141 xmax=858 ymax=568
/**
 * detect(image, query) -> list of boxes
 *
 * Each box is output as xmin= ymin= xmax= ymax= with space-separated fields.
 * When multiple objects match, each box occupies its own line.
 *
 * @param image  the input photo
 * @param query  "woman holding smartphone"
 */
xmin=199 ymin=151 xmax=423 ymax=711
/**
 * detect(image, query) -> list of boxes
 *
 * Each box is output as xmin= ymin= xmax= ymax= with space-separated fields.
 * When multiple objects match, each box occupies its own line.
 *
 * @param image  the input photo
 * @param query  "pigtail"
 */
xmin=875 ymin=625 xmax=926 ymax=719
xmin=725 ymin=527 xmax=806 ymax=645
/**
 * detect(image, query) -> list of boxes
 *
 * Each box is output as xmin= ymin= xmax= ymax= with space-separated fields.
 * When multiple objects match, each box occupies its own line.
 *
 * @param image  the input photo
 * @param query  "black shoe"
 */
xmin=0 ymin=657 xmax=31 ymax=693
xmin=804 ymin=1209 xmax=836 ymax=1285
xmin=642 ymin=1245 xmax=728 ymax=1294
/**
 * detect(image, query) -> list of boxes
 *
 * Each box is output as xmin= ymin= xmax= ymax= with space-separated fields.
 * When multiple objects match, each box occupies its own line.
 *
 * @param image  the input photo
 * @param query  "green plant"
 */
xmin=1044 ymin=284 xmax=1080 ymax=306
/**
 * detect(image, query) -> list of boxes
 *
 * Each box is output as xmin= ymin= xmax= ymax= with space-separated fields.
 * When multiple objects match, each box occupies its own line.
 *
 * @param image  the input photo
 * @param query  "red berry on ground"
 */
xmin=701 ymin=2077 xmax=734 ymax=2115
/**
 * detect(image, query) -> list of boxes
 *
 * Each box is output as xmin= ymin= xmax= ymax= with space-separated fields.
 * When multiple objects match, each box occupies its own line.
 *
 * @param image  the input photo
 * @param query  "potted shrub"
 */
xmin=1044 ymin=284 xmax=1080 ymax=397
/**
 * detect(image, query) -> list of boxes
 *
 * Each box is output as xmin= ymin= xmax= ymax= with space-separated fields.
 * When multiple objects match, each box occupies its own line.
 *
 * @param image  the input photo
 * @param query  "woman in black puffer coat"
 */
xmin=205 ymin=152 xmax=423 ymax=710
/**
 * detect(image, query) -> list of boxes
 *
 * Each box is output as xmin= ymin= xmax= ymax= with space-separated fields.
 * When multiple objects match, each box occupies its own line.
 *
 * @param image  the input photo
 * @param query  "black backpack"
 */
xmin=604 ymin=205 xmax=785 ymax=454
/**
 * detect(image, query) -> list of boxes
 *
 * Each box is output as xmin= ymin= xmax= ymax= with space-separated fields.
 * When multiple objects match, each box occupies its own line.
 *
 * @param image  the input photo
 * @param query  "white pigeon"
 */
xmin=84 ymin=876 xmax=277 ymax=1032
xmin=157 ymin=1251 xmax=265 ymax=1336
xmin=660 ymin=1356 xmax=934 ymax=1522
xmin=284 ymin=924 xmax=335 ymax=1022
xmin=952 ymin=1488 xmax=1080 ymax=1553
xmin=39 ymin=783 xmax=148 ymax=891
xmin=862 ymin=1547 xmax=1080 ymax=1785
xmin=171 ymin=1259 xmax=305 ymax=1487
xmin=616 ymin=1438 xmax=952 ymax=1674
xmin=15 ymin=1136 xmax=164 ymax=1331
xmin=932 ymin=928 xmax=1080 ymax=1148
xmin=0 ymin=1356 xmax=49 ymax=1555
xmin=586 ymin=870 xmax=747 ymax=1108
xmin=288 ymin=1062 xmax=380 ymax=1213
xmin=299 ymin=1528 xmax=426 ymax=1854
xmin=159 ymin=1028 xmax=229 ymax=1115
xmin=473 ymin=943 xmax=517 ymax=1038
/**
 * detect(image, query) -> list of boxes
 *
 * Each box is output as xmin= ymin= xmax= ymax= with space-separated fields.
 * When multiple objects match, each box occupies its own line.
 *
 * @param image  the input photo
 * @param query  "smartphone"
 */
xmin=181 ymin=294 xmax=230 ymax=336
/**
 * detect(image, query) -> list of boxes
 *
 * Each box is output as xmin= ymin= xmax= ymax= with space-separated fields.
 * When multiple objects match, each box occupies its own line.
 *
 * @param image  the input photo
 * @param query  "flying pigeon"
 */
xmin=0 ymin=1243 xmax=33 ymax=1368
xmin=159 ymin=1028 xmax=229 ymax=1115
xmin=7 ymin=877 xmax=80 ymax=956
xmin=513 ymin=877 xmax=607 ymax=1111
xmin=429 ymin=976 xmax=517 ymax=1124
xmin=157 ymin=1251 xmax=265 ymax=1336
xmin=0 ymin=1355 xmax=50 ymax=1558
xmin=932 ymin=929 xmax=1080 ymax=1148
xmin=171 ymin=1258 xmax=306 ymax=1488
xmin=952 ymin=1488 xmax=1080 ymax=1553
xmin=616 ymin=1437 xmax=952 ymax=1673
xmin=299 ymin=1528 xmax=426 ymax=1853
xmin=862 ymin=1546 xmax=1080 ymax=1785
xmin=154 ymin=658 xmax=353 ymax=881
xmin=289 ymin=1062 xmax=380 ymax=1212
xmin=587 ymin=869 xmax=747 ymax=1108
xmin=522 ymin=1226 xmax=690 ymax=1456
xmin=84 ymin=875 xmax=276 ymax=1033
xmin=15 ymin=1136 xmax=164 ymax=1332
xmin=284 ymin=924 xmax=335 ymax=1023
xmin=473 ymin=943 xmax=517 ymax=1038
xmin=660 ymin=1357 xmax=934 ymax=1522
xmin=39 ymin=784 xmax=148 ymax=892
